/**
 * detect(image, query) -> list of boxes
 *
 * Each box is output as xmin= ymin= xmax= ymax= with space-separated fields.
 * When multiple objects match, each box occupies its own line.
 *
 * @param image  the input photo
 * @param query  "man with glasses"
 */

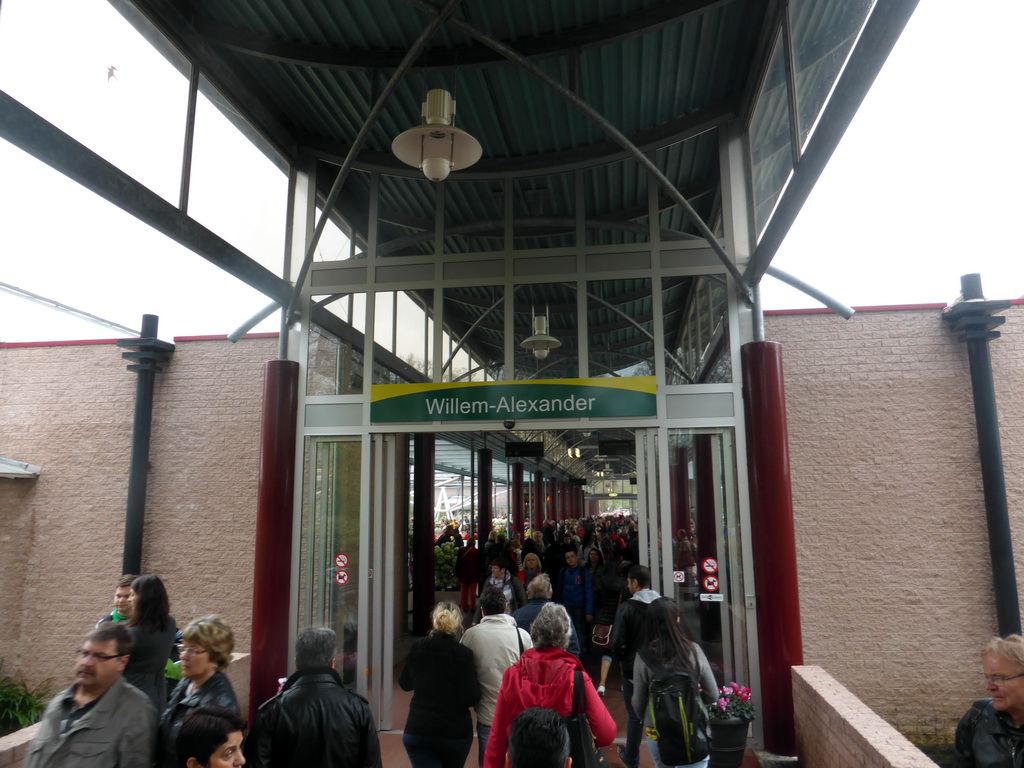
xmin=24 ymin=622 xmax=157 ymax=768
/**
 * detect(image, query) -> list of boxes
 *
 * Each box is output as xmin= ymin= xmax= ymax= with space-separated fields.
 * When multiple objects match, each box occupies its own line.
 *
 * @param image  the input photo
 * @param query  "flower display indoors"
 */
xmin=709 ymin=682 xmax=755 ymax=721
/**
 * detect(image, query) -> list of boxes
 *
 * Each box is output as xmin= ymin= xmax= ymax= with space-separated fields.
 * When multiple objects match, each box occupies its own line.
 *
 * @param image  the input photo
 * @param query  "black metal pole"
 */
xmin=118 ymin=315 xmax=174 ymax=575
xmin=965 ymin=331 xmax=1021 ymax=636
xmin=945 ymin=275 xmax=1021 ymax=636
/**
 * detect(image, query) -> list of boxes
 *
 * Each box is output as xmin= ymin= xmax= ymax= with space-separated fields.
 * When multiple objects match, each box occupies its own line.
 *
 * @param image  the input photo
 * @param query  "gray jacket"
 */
xmin=24 ymin=676 xmax=157 ymax=768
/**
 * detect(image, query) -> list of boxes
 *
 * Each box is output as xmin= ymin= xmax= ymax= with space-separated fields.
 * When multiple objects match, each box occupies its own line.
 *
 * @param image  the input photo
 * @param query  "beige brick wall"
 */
xmin=766 ymin=304 xmax=1024 ymax=743
xmin=0 ymin=336 xmax=274 ymax=690
xmin=793 ymin=665 xmax=937 ymax=768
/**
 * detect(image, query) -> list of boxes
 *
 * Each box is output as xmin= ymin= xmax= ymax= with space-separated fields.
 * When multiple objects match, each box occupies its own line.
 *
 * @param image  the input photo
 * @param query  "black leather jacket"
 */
xmin=157 ymin=670 xmax=239 ymax=768
xmin=955 ymin=698 xmax=1024 ymax=768
xmin=247 ymin=667 xmax=381 ymax=768
xmin=611 ymin=591 xmax=657 ymax=680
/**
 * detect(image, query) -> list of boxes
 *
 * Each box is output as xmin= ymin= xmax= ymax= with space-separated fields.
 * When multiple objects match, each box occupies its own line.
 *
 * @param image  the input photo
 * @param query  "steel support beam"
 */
xmin=746 ymin=0 xmax=921 ymax=284
xmin=0 ymin=90 xmax=290 ymax=305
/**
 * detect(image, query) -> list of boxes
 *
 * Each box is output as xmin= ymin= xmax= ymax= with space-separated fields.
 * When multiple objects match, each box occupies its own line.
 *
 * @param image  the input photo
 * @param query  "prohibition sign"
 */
xmin=702 ymin=575 xmax=719 ymax=592
xmin=335 ymin=570 xmax=349 ymax=586
xmin=335 ymin=553 xmax=349 ymax=568
xmin=701 ymin=557 xmax=718 ymax=574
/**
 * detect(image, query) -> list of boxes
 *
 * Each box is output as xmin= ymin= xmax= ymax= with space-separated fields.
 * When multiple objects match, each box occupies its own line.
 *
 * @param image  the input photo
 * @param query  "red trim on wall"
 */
xmin=765 ymin=299 xmax=1024 ymax=316
xmin=0 ymin=338 xmax=119 ymax=348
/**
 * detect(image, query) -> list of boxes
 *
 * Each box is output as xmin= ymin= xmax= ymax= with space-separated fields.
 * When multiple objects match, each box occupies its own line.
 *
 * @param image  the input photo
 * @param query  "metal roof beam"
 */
xmin=0 ymin=89 xmax=290 ymax=305
xmin=405 ymin=0 xmax=751 ymax=300
xmin=299 ymin=97 xmax=738 ymax=178
xmin=195 ymin=0 xmax=729 ymax=73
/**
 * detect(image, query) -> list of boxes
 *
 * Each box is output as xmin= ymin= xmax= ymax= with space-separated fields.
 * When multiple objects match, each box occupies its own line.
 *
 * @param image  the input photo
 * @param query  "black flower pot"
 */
xmin=708 ymin=717 xmax=751 ymax=768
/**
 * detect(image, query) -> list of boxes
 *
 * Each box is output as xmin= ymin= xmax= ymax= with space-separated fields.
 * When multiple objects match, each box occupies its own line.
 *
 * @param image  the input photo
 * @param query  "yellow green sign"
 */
xmin=371 ymin=377 xmax=656 ymax=423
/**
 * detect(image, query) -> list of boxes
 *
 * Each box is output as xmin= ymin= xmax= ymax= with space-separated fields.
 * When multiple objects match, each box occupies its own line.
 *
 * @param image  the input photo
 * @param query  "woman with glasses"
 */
xmin=124 ymin=574 xmax=177 ymax=714
xmin=954 ymin=634 xmax=1024 ymax=767
xmin=157 ymin=615 xmax=240 ymax=768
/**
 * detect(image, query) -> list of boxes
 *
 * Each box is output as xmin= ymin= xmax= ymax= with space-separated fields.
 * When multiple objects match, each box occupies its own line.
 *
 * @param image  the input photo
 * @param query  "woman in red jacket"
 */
xmin=483 ymin=602 xmax=616 ymax=768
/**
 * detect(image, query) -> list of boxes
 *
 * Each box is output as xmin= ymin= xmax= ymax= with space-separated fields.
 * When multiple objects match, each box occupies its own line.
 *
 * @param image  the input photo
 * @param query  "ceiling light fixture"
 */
xmin=392 ymin=89 xmax=482 ymax=182
xmin=521 ymin=305 xmax=561 ymax=360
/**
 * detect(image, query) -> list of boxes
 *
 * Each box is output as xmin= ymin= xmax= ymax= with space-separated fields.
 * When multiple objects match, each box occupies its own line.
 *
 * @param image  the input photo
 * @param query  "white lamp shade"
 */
xmin=391 ymin=125 xmax=483 ymax=179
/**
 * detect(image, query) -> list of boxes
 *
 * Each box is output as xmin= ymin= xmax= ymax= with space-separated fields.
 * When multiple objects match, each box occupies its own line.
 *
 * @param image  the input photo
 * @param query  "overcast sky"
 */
xmin=0 ymin=0 xmax=1021 ymax=344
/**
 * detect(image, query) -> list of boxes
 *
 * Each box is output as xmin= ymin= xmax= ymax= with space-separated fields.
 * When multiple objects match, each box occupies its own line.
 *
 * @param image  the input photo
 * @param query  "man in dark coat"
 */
xmin=247 ymin=627 xmax=381 ymax=768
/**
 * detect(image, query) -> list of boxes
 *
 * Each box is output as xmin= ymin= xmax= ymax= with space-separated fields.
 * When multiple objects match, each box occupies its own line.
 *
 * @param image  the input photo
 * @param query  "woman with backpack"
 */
xmin=632 ymin=597 xmax=718 ymax=768
xmin=483 ymin=602 xmax=616 ymax=768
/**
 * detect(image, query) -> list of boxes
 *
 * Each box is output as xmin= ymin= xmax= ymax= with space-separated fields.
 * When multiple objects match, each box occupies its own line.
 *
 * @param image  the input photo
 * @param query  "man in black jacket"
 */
xmin=247 ymin=627 xmax=381 ymax=768
xmin=610 ymin=565 xmax=660 ymax=768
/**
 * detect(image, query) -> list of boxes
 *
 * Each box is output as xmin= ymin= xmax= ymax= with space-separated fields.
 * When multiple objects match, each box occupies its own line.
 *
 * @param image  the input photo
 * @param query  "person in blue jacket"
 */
xmin=556 ymin=548 xmax=594 ymax=654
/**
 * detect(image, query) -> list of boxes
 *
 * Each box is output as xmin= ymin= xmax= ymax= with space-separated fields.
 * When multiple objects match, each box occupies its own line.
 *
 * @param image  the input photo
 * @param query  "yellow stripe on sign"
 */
xmin=370 ymin=376 xmax=655 ymax=402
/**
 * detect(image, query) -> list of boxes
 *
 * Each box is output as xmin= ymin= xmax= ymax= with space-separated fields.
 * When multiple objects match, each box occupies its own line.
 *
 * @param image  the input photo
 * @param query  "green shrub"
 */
xmin=0 ymin=661 xmax=51 ymax=736
xmin=435 ymin=541 xmax=459 ymax=590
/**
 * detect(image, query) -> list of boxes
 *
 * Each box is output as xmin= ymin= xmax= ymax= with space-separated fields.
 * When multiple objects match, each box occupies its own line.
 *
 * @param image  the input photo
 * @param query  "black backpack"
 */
xmin=638 ymin=647 xmax=710 ymax=765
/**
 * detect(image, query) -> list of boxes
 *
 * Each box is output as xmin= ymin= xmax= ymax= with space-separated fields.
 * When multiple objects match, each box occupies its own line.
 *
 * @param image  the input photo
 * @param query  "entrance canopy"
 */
xmin=108 ymin=0 xmax=916 ymax=289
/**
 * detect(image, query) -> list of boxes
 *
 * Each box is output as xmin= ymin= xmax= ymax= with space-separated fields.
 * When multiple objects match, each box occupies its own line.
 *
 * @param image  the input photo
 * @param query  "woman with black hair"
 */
xmin=125 ymin=573 xmax=177 ymax=714
xmin=631 ymin=597 xmax=718 ymax=768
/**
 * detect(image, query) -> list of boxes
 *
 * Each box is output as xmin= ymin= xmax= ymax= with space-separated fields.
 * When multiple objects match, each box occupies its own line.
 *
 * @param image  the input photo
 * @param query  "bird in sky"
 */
xmin=107 ymin=65 xmax=118 ymax=82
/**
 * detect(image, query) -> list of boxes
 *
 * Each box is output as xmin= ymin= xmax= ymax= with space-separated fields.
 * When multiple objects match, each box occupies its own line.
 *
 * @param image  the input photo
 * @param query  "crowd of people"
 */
xmin=26 ymin=516 xmax=1024 ymax=768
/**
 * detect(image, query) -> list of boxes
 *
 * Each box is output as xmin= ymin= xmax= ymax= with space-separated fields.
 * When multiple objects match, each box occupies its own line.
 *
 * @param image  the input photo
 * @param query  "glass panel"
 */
xmin=307 ymin=293 xmax=366 ymax=395
xmin=444 ymin=179 xmax=504 ymax=254
xmin=667 ymin=430 xmax=747 ymax=689
xmin=312 ymin=164 xmax=371 ymax=260
xmin=790 ymin=0 xmax=876 ymax=151
xmin=587 ymin=279 xmax=654 ymax=378
xmin=312 ymin=207 xmax=354 ymax=262
xmin=188 ymin=76 xmax=288 ymax=274
xmin=441 ymin=287 xmax=505 ymax=382
xmin=655 ymin=134 xmax=723 ymax=240
xmin=513 ymin=173 xmax=575 ymax=250
xmin=585 ymin=159 xmax=649 ymax=246
xmin=0 ymin=0 xmax=189 ymax=204
xmin=513 ymin=283 xmax=578 ymax=380
xmin=662 ymin=276 xmax=732 ymax=384
xmin=749 ymin=29 xmax=794 ymax=240
xmin=300 ymin=438 xmax=362 ymax=686
xmin=377 ymin=174 xmax=435 ymax=257
xmin=372 ymin=290 xmax=433 ymax=383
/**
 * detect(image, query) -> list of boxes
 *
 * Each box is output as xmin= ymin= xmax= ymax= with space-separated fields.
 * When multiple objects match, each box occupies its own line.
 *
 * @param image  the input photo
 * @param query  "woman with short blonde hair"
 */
xmin=156 ymin=616 xmax=240 ymax=768
xmin=399 ymin=601 xmax=481 ymax=767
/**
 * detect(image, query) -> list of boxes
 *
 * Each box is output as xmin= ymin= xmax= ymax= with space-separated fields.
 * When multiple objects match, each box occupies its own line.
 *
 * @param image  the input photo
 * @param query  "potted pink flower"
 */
xmin=707 ymin=682 xmax=755 ymax=768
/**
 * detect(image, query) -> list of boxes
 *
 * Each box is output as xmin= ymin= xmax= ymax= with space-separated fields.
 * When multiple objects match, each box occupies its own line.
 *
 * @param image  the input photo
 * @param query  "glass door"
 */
xmin=299 ymin=437 xmax=366 ymax=690
xmin=666 ymin=429 xmax=749 ymax=688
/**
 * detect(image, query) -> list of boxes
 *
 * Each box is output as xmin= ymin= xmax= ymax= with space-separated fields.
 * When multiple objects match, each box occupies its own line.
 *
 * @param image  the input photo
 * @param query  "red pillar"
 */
xmin=250 ymin=360 xmax=299 ymax=722
xmin=548 ymin=477 xmax=559 ymax=524
xmin=511 ymin=462 xmax=524 ymax=539
xmin=478 ymin=449 xmax=493 ymax=576
xmin=412 ymin=434 xmax=436 ymax=636
xmin=742 ymin=341 xmax=802 ymax=756
xmin=533 ymin=470 xmax=545 ymax=532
